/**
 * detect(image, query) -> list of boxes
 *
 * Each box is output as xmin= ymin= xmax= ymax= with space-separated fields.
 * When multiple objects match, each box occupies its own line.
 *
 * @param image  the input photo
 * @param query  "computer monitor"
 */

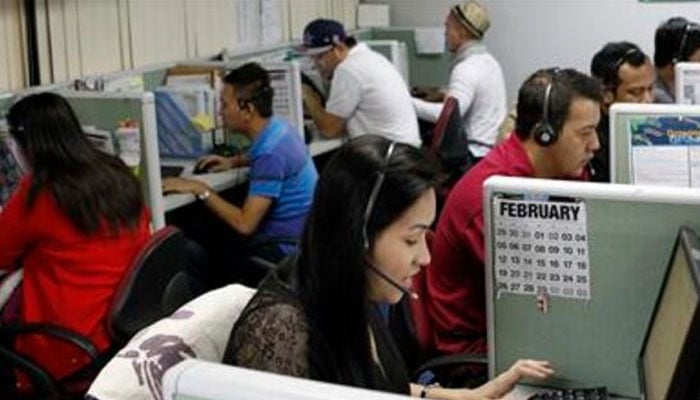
xmin=609 ymin=102 xmax=700 ymax=186
xmin=162 ymin=359 xmax=411 ymax=400
xmin=639 ymin=226 xmax=700 ymax=400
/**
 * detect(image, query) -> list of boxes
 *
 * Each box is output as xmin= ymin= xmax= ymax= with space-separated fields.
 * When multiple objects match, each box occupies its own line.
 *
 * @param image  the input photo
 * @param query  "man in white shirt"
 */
xmin=299 ymin=19 xmax=421 ymax=147
xmin=413 ymin=0 xmax=506 ymax=160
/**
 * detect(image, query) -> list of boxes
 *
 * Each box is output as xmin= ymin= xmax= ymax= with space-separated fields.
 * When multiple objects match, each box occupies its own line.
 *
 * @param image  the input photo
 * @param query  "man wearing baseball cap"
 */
xmin=298 ymin=18 xmax=421 ymax=147
xmin=413 ymin=0 xmax=506 ymax=162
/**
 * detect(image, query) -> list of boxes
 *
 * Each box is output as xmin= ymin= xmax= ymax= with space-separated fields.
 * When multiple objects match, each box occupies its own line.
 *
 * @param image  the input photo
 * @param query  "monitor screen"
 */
xmin=640 ymin=227 xmax=700 ymax=400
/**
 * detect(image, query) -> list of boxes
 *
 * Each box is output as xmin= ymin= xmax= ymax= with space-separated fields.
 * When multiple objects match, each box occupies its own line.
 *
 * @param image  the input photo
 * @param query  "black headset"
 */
xmin=533 ymin=82 xmax=556 ymax=146
xmin=675 ymin=22 xmax=700 ymax=63
xmin=237 ymin=84 xmax=273 ymax=110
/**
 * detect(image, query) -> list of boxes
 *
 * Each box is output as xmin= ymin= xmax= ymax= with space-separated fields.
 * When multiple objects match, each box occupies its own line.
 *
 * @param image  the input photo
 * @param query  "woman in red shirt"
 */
xmin=0 ymin=93 xmax=150 ymax=387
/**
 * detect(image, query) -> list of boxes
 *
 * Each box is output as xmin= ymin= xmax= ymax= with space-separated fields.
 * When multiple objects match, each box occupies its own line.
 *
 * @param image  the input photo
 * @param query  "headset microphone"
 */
xmin=367 ymin=262 xmax=419 ymax=300
xmin=588 ymin=162 xmax=596 ymax=177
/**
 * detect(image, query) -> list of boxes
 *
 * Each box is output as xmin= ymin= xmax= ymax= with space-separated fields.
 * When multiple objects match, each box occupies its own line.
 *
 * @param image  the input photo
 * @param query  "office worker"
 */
xmin=298 ymin=19 xmax=421 ymax=147
xmin=590 ymin=41 xmax=655 ymax=183
xmin=0 ymin=93 xmax=150 ymax=385
xmin=224 ymin=135 xmax=552 ymax=399
xmin=425 ymin=69 xmax=601 ymax=357
xmin=162 ymin=63 xmax=318 ymax=288
xmin=653 ymin=17 xmax=700 ymax=103
xmin=413 ymin=0 xmax=506 ymax=162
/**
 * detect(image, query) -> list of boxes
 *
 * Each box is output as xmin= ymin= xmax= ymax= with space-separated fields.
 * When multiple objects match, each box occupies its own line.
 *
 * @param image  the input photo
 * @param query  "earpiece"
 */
xmin=237 ymin=84 xmax=273 ymax=109
xmin=533 ymin=82 xmax=557 ymax=146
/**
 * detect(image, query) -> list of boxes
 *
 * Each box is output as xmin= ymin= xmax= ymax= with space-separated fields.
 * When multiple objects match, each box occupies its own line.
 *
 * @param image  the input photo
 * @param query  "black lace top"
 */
xmin=223 ymin=261 xmax=410 ymax=395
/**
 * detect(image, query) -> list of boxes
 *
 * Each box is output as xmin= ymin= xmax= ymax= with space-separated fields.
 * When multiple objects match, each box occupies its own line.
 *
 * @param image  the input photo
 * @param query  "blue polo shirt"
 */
xmin=247 ymin=116 xmax=318 ymax=245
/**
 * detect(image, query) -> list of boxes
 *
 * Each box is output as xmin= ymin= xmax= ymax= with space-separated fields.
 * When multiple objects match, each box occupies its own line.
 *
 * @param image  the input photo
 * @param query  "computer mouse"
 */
xmin=192 ymin=161 xmax=210 ymax=175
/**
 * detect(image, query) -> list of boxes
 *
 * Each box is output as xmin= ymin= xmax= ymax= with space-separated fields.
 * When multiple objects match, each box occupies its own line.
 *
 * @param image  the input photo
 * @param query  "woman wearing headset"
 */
xmin=224 ymin=135 xmax=552 ymax=399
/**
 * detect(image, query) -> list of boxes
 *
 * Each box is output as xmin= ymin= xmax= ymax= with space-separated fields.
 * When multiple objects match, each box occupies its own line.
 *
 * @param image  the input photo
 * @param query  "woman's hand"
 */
xmin=411 ymin=360 xmax=553 ymax=400
xmin=507 ymin=359 xmax=553 ymax=381
xmin=469 ymin=359 xmax=553 ymax=400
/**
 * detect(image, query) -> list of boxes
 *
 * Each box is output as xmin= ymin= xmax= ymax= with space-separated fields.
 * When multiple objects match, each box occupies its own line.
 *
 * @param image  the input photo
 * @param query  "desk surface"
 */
xmin=306 ymin=120 xmax=344 ymax=157
xmin=308 ymin=137 xmax=343 ymax=157
xmin=162 ymin=158 xmax=249 ymax=212
xmin=162 ymin=133 xmax=338 ymax=212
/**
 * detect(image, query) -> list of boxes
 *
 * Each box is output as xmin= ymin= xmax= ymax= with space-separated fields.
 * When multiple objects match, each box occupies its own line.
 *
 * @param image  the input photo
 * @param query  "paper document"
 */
xmin=261 ymin=0 xmax=283 ymax=45
xmin=679 ymin=67 xmax=700 ymax=105
xmin=493 ymin=198 xmax=591 ymax=300
xmin=357 ymin=4 xmax=390 ymax=28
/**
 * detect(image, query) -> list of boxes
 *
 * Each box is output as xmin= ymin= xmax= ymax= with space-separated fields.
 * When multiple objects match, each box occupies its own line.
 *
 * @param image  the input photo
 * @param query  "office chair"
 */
xmin=241 ymin=236 xmax=300 ymax=286
xmin=425 ymin=97 xmax=475 ymax=212
xmin=0 ymin=226 xmax=195 ymax=400
xmin=389 ymin=232 xmax=487 ymax=388
xmin=86 ymin=284 xmax=256 ymax=400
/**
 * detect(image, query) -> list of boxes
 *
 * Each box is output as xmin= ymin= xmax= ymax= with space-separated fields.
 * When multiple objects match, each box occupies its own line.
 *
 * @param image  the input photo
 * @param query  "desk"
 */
xmin=305 ymin=120 xmax=344 ymax=157
xmin=308 ymin=137 xmax=343 ymax=157
xmin=161 ymin=158 xmax=249 ymax=212
xmin=161 ymin=130 xmax=337 ymax=212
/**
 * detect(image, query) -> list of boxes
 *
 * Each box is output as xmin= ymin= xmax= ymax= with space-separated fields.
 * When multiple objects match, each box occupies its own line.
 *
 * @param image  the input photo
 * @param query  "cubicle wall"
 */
xmin=61 ymin=91 xmax=165 ymax=230
xmin=163 ymin=359 xmax=412 ymax=400
xmin=610 ymin=103 xmax=700 ymax=186
xmin=484 ymin=176 xmax=700 ymax=397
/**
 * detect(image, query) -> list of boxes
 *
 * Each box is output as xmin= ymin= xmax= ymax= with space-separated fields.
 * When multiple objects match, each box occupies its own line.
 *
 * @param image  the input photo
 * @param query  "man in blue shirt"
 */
xmin=163 ymin=62 xmax=318 ymax=287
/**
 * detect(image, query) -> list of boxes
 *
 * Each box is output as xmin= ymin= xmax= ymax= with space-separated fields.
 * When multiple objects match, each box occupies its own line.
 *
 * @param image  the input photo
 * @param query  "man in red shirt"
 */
xmin=425 ymin=68 xmax=602 ymax=356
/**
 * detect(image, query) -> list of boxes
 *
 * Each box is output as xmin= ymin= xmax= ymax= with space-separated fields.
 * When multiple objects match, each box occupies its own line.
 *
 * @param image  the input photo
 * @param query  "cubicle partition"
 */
xmin=163 ymin=359 xmax=411 ymax=400
xmin=484 ymin=176 xmax=700 ymax=397
xmin=61 ymin=91 xmax=165 ymax=230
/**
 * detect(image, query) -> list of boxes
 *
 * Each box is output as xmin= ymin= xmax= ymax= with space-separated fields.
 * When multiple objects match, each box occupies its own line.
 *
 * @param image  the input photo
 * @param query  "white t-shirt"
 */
xmin=326 ymin=43 xmax=421 ymax=147
xmin=413 ymin=41 xmax=506 ymax=157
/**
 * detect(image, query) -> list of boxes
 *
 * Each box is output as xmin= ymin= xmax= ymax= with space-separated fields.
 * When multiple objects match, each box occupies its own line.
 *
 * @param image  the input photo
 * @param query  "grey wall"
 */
xmin=363 ymin=0 xmax=700 ymax=103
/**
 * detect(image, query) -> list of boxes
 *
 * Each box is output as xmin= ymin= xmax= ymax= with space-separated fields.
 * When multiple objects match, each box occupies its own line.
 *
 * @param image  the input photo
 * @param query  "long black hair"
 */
xmin=7 ymin=92 xmax=145 ymax=234
xmin=295 ymin=135 xmax=438 ymax=387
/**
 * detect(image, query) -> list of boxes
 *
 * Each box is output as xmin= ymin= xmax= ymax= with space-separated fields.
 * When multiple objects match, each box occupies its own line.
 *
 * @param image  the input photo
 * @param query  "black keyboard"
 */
xmin=527 ymin=387 xmax=608 ymax=400
xmin=160 ymin=165 xmax=185 ymax=178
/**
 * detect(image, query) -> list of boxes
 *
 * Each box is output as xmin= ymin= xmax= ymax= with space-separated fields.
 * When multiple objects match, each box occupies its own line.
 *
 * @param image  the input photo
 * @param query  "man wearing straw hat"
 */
xmin=413 ymin=0 xmax=506 ymax=163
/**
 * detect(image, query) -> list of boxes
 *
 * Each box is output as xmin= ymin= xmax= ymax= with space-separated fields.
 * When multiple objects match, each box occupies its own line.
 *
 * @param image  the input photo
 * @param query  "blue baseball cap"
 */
xmin=297 ymin=19 xmax=347 ymax=56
